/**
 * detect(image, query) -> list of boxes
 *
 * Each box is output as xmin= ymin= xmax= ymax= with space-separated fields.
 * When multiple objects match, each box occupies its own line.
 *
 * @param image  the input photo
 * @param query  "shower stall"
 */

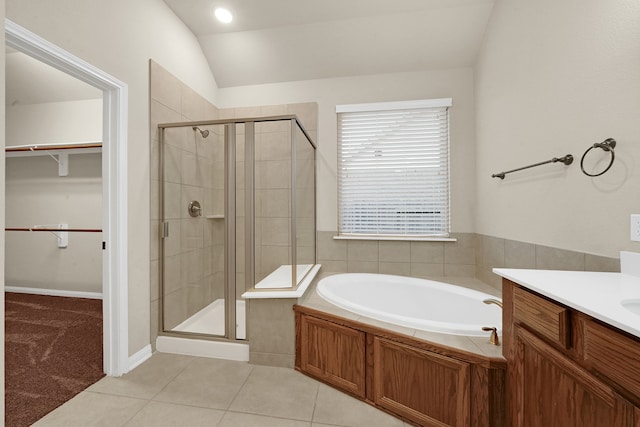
xmin=157 ymin=116 xmax=316 ymax=344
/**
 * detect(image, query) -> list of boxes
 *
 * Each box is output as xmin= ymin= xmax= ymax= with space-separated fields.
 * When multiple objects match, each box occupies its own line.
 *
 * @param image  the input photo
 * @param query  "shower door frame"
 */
xmin=158 ymin=115 xmax=317 ymax=342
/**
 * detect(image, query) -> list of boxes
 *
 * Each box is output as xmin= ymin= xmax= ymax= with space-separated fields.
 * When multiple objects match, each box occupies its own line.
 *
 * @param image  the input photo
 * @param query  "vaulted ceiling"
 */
xmin=5 ymin=0 xmax=496 ymax=106
xmin=163 ymin=0 xmax=495 ymax=87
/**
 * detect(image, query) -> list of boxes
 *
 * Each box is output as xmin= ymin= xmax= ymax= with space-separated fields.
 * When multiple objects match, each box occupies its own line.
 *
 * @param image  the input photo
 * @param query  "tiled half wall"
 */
xmin=317 ymin=231 xmax=620 ymax=290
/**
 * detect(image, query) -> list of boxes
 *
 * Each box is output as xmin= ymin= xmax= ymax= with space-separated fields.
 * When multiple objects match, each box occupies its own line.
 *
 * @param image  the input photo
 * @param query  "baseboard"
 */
xmin=128 ymin=344 xmax=152 ymax=372
xmin=5 ymin=285 xmax=102 ymax=300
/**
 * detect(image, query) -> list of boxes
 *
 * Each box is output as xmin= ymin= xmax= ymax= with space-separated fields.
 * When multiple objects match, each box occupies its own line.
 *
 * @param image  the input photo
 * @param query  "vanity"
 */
xmin=495 ymin=253 xmax=640 ymax=427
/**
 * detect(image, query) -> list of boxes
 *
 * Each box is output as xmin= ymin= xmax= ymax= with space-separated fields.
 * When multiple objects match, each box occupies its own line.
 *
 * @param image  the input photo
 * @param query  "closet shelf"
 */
xmin=6 ymin=142 xmax=102 ymax=176
xmin=6 ymin=227 xmax=102 ymax=233
xmin=5 ymin=142 xmax=102 ymax=158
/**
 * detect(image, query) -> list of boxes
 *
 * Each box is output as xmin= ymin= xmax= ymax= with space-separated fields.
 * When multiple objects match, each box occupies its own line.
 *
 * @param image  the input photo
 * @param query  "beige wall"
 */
xmin=5 ymin=154 xmax=102 ymax=292
xmin=6 ymin=98 xmax=102 ymax=293
xmin=6 ymin=0 xmax=219 ymax=357
xmin=475 ymin=0 xmax=640 ymax=258
xmin=6 ymin=99 xmax=102 ymax=145
xmin=217 ymin=68 xmax=477 ymax=235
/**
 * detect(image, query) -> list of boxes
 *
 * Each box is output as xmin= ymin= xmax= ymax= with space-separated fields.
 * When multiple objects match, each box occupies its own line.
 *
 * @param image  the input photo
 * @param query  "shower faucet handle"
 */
xmin=188 ymin=200 xmax=202 ymax=217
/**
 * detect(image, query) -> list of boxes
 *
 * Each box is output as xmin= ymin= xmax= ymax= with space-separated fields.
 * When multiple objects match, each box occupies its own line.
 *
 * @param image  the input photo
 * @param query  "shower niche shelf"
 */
xmin=205 ymin=214 xmax=224 ymax=219
xmin=6 ymin=142 xmax=102 ymax=176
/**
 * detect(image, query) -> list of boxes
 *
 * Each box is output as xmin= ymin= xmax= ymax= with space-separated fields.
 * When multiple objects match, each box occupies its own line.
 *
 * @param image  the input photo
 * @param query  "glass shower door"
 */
xmin=160 ymin=124 xmax=227 ymax=337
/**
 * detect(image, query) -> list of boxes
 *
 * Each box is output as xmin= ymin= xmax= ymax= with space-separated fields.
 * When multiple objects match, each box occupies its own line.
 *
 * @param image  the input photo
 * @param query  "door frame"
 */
xmin=5 ymin=19 xmax=129 ymax=376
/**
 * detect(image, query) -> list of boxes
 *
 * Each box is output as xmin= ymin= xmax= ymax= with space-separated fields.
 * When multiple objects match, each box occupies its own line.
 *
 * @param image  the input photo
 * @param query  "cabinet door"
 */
xmin=512 ymin=326 xmax=632 ymax=427
xmin=299 ymin=314 xmax=366 ymax=397
xmin=373 ymin=337 xmax=470 ymax=427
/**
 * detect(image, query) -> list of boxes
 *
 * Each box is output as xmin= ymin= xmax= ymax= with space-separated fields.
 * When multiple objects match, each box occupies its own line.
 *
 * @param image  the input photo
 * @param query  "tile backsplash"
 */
xmin=317 ymin=231 xmax=620 ymax=290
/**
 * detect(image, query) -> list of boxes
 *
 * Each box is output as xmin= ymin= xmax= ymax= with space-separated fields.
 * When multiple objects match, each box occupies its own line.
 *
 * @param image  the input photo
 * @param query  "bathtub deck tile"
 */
xmin=413 ymin=330 xmax=484 ymax=356
xmin=355 ymin=315 xmax=416 ymax=337
xmin=468 ymin=336 xmax=506 ymax=359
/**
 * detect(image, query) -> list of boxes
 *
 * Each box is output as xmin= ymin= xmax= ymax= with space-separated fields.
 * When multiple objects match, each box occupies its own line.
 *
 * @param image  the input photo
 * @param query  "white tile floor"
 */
xmin=33 ymin=353 xmax=411 ymax=427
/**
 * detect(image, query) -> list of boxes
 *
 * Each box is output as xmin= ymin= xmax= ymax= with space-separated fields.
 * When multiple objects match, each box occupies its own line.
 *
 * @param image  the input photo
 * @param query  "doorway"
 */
xmin=4 ymin=20 xmax=128 ymax=376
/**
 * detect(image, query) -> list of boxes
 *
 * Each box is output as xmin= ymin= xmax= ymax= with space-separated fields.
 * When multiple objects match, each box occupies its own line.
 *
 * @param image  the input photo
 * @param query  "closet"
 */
xmin=5 ymin=48 xmax=105 ymax=426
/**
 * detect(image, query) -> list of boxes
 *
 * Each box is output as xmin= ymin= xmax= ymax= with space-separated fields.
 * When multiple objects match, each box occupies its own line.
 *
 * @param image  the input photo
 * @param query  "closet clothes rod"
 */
xmin=5 ymin=143 xmax=102 ymax=152
xmin=5 ymin=227 xmax=102 ymax=233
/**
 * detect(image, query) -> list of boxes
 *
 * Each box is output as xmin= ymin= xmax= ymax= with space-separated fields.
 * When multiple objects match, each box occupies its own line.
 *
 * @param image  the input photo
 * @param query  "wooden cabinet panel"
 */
xmin=299 ymin=313 xmax=366 ymax=397
xmin=295 ymin=305 xmax=505 ymax=426
xmin=581 ymin=317 xmax=640 ymax=399
xmin=373 ymin=337 xmax=470 ymax=427
xmin=513 ymin=286 xmax=570 ymax=349
xmin=513 ymin=326 xmax=631 ymax=427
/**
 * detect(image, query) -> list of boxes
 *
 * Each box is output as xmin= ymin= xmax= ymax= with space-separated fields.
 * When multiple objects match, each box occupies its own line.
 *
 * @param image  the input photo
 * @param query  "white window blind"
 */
xmin=337 ymin=99 xmax=451 ymax=238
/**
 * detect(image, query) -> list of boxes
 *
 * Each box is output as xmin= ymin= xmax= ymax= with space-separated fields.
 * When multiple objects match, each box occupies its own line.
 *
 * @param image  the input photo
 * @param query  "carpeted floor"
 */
xmin=5 ymin=293 xmax=104 ymax=427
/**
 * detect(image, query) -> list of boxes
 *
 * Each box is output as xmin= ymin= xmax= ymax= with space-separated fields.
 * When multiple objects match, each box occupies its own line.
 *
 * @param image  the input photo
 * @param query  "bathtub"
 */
xmin=316 ymin=273 xmax=502 ymax=336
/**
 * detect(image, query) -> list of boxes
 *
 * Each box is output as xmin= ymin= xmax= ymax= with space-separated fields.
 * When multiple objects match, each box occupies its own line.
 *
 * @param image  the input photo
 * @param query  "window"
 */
xmin=336 ymin=99 xmax=451 ymax=238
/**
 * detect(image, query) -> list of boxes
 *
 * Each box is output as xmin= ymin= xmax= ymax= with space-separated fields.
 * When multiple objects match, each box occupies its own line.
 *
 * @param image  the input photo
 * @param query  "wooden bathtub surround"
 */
xmin=294 ymin=305 xmax=506 ymax=427
xmin=502 ymin=279 xmax=640 ymax=426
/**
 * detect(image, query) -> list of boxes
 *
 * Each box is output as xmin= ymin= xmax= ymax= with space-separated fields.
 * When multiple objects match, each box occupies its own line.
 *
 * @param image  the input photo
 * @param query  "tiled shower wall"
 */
xmin=317 ymin=231 xmax=620 ymax=291
xmin=149 ymin=61 xmax=222 ymax=345
xmin=150 ymin=60 xmax=318 ymax=354
xmin=218 ymin=104 xmax=317 ymax=368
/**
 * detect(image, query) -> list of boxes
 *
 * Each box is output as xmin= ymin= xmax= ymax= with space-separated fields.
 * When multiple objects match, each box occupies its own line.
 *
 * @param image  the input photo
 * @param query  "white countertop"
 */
xmin=493 ymin=267 xmax=640 ymax=339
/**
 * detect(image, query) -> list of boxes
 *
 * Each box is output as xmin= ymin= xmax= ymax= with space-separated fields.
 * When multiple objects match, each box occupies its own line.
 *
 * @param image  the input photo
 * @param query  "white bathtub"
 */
xmin=316 ymin=273 xmax=502 ymax=336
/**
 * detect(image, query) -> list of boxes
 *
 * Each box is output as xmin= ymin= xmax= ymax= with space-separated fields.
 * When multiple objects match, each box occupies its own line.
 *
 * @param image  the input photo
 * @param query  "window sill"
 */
xmin=333 ymin=235 xmax=457 ymax=243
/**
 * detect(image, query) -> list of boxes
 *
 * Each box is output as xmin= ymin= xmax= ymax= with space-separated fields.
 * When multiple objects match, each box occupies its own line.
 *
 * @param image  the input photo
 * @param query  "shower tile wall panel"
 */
xmin=151 ymin=62 xmax=319 ymax=364
xmin=219 ymin=103 xmax=318 ymax=368
xmin=149 ymin=61 xmax=223 ymax=345
xmin=255 ymin=124 xmax=292 ymax=283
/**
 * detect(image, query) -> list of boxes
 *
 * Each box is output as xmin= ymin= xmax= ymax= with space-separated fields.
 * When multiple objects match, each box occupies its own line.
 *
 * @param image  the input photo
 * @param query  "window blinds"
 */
xmin=337 ymin=99 xmax=451 ymax=237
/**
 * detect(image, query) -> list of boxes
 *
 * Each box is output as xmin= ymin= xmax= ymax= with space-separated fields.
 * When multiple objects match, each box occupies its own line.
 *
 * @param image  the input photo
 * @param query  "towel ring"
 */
xmin=580 ymin=138 xmax=616 ymax=177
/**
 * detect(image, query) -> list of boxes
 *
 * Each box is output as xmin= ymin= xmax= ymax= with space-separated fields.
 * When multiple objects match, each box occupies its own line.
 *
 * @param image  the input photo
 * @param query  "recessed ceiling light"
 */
xmin=214 ymin=7 xmax=233 ymax=24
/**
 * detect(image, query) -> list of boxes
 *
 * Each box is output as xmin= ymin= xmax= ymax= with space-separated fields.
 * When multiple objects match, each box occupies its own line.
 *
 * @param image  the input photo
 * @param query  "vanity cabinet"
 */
xmin=295 ymin=305 xmax=506 ymax=427
xmin=503 ymin=279 xmax=640 ymax=427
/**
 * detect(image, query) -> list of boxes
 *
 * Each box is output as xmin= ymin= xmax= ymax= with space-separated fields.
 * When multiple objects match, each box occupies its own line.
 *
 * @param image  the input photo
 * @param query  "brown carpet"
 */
xmin=5 ymin=293 xmax=105 ymax=427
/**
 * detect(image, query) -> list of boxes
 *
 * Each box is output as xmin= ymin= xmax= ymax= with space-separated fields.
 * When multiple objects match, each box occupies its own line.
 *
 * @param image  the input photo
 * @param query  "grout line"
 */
xmin=147 ymin=353 xmax=200 ymax=401
xmin=309 ymin=380 xmax=321 ymax=425
xmin=223 ymin=408 xmax=315 ymax=424
xmin=223 ymin=362 xmax=255 ymax=410
xmin=120 ymin=397 xmax=153 ymax=427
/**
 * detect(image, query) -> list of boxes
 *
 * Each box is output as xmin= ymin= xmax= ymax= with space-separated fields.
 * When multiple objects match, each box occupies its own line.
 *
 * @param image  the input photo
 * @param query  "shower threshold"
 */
xmin=171 ymin=298 xmax=246 ymax=339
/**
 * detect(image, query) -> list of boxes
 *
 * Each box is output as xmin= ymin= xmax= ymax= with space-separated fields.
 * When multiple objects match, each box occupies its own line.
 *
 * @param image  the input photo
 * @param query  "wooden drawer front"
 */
xmin=583 ymin=318 xmax=640 ymax=399
xmin=373 ymin=337 xmax=470 ymax=427
xmin=513 ymin=286 xmax=570 ymax=349
xmin=299 ymin=314 xmax=366 ymax=397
